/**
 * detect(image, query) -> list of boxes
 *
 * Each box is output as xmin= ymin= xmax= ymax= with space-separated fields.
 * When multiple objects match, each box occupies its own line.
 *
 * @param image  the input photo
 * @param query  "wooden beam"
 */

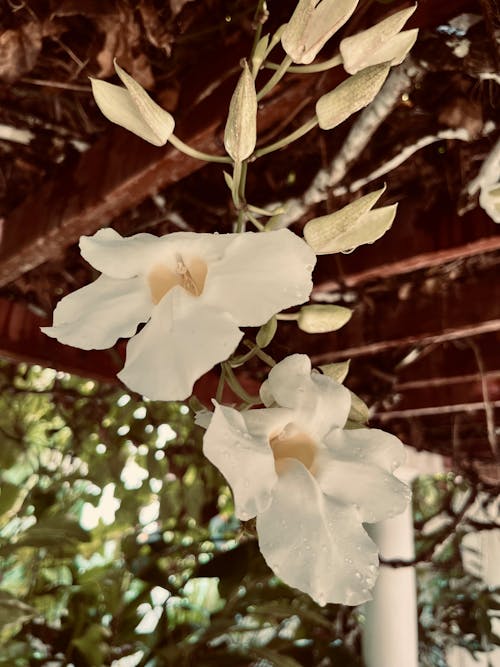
xmin=0 ymin=55 xmax=341 ymax=288
xmin=312 ymin=205 xmax=500 ymax=291
xmin=308 ymin=263 xmax=500 ymax=364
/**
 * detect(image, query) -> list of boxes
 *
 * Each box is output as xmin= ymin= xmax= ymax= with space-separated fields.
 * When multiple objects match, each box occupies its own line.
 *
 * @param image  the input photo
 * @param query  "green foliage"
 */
xmin=0 ymin=361 xmax=497 ymax=666
xmin=0 ymin=361 xmax=361 ymax=666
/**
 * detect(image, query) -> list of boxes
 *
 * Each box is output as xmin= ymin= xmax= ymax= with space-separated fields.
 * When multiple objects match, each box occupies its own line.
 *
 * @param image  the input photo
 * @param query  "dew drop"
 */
xmin=355 ymin=571 xmax=362 ymax=580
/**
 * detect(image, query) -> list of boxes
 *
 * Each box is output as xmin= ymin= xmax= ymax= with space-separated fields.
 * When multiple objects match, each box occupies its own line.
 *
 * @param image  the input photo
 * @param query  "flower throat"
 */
xmin=148 ymin=254 xmax=207 ymax=304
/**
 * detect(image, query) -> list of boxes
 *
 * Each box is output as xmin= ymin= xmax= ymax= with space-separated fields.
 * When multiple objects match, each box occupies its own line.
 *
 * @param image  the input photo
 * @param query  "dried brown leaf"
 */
xmin=0 ymin=22 xmax=43 ymax=83
xmin=94 ymin=7 xmax=154 ymax=89
xmin=170 ymin=0 xmax=195 ymax=18
xmin=138 ymin=0 xmax=174 ymax=55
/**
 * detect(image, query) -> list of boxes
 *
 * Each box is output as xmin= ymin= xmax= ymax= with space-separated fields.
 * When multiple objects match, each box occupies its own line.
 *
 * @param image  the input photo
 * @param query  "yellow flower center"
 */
xmin=270 ymin=425 xmax=317 ymax=471
xmin=148 ymin=255 xmax=207 ymax=304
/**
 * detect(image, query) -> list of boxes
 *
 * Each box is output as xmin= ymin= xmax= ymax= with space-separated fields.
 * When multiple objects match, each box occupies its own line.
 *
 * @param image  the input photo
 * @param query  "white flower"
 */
xmin=339 ymin=6 xmax=418 ymax=74
xmin=42 ymin=230 xmax=315 ymax=401
xmin=200 ymin=354 xmax=410 ymax=606
xmin=480 ymin=180 xmax=500 ymax=223
xmin=90 ymin=61 xmax=175 ymax=146
xmin=282 ymin=0 xmax=360 ymax=65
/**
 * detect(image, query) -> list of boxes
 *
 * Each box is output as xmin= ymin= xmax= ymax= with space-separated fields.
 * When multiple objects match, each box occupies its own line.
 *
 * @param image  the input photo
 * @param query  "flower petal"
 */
xmin=203 ymin=404 xmax=287 ymax=520
xmin=118 ymin=291 xmax=242 ymax=401
xmin=325 ymin=426 xmax=406 ymax=472
xmin=203 ymin=230 xmax=315 ymax=327
xmin=80 ymin=229 xmax=234 ymax=280
xmin=41 ymin=275 xmax=152 ymax=350
xmin=315 ymin=447 xmax=410 ymax=523
xmin=260 ymin=354 xmax=351 ymax=438
xmin=256 ymin=458 xmax=379 ymax=605
xmin=79 ymin=228 xmax=167 ymax=278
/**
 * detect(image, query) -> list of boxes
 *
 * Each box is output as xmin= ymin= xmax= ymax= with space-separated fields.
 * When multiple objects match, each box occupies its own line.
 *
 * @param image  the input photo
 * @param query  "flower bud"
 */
xmin=340 ymin=6 xmax=418 ymax=74
xmin=316 ymin=63 xmax=390 ymax=130
xmin=224 ymin=62 xmax=257 ymax=162
xmin=298 ymin=304 xmax=352 ymax=333
xmin=319 ymin=359 xmax=350 ymax=383
xmin=90 ymin=60 xmax=175 ymax=146
xmin=282 ymin=0 xmax=359 ymax=65
xmin=304 ymin=185 xmax=397 ymax=254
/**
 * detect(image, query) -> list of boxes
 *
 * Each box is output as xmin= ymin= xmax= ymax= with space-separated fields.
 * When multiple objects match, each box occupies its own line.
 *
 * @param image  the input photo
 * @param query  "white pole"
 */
xmin=362 ymin=449 xmax=445 ymax=667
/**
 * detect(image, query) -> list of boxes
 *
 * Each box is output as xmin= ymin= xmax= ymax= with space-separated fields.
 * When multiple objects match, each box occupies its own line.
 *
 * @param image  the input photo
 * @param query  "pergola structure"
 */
xmin=0 ymin=0 xmax=498 ymax=473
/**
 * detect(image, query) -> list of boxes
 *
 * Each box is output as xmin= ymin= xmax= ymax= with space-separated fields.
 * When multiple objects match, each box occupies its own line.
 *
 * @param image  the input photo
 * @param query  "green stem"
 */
xmin=169 ymin=133 xmax=231 ymax=164
xmin=257 ymin=54 xmax=292 ymax=101
xmin=253 ymin=116 xmax=318 ymax=159
xmin=215 ymin=365 xmax=227 ymax=403
xmin=229 ymin=346 xmax=258 ymax=368
xmin=223 ymin=363 xmax=260 ymax=404
xmin=236 ymin=208 xmax=246 ymax=233
xmin=231 ymin=160 xmax=242 ymax=209
xmin=246 ymin=212 xmax=265 ymax=231
xmin=250 ymin=0 xmax=268 ymax=60
xmin=264 ymin=53 xmax=342 ymax=74
xmin=276 ymin=313 xmax=299 ymax=321
xmin=247 ymin=203 xmax=284 ymax=217
xmin=242 ymin=340 xmax=276 ymax=367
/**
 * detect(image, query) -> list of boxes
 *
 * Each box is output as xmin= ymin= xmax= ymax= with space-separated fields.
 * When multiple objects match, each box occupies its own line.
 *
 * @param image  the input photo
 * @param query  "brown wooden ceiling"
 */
xmin=0 ymin=0 xmax=499 ymax=472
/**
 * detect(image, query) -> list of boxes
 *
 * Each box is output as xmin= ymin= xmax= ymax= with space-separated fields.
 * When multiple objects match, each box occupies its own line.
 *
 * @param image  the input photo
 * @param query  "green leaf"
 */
xmin=71 ymin=623 xmax=109 ymax=667
xmin=0 ymin=591 xmax=35 ymax=634
xmin=2 ymin=515 xmax=90 ymax=554
xmin=251 ymin=647 xmax=303 ymax=667
xmin=0 ymin=482 xmax=21 ymax=520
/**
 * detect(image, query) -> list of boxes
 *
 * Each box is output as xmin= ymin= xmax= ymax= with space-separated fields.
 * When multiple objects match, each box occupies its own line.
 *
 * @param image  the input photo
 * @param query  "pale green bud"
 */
xmin=298 ymin=304 xmax=352 ymax=333
xmin=340 ymin=6 xmax=418 ymax=74
xmin=348 ymin=391 xmax=370 ymax=424
xmin=224 ymin=62 xmax=257 ymax=162
xmin=90 ymin=60 xmax=175 ymax=146
xmin=303 ymin=185 xmax=397 ymax=254
xmin=282 ymin=0 xmax=360 ymax=65
xmin=319 ymin=359 xmax=350 ymax=383
xmin=252 ymin=34 xmax=270 ymax=75
xmin=256 ymin=315 xmax=278 ymax=348
xmin=316 ymin=62 xmax=391 ymax=130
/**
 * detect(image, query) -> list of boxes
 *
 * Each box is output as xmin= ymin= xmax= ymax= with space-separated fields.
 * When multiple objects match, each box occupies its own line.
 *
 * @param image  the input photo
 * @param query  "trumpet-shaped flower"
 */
xmin=480 ymin=180 xmax=500 ymax=223
xmin=200 ymin=355 xmax=410 ymax=606
xmin=282 ymin=0 xmax=360 ymax=65
xmin=90 ymin=61 xmax=175 ymax=146
xmin=339 ymin=6 xmax=418 ymax=74
xmin=42 ymin=230 xmax=315 ymax=401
